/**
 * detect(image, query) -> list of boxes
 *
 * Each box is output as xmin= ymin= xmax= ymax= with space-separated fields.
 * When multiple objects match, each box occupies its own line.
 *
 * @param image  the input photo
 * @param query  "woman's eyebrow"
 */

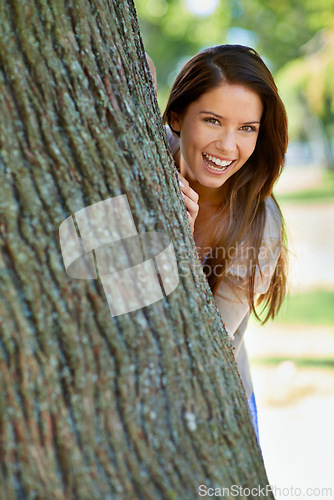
xmin=199 ymin=110 xmax=223 ymax=118
xmin=199 ymin=110 xmax=260 ymax=124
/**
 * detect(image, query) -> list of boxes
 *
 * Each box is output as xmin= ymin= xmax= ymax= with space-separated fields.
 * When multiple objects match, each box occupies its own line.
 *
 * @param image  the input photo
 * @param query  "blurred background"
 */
xmin=135 ymin=0 xmax=334 ymax=498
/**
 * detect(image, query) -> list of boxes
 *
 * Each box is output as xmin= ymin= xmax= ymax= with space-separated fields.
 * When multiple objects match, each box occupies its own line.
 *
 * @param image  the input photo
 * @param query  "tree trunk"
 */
xmin=321 ymin=98 xmax=334 ymax=170
xmin=0 ymin=0 xmax=274 ymax=498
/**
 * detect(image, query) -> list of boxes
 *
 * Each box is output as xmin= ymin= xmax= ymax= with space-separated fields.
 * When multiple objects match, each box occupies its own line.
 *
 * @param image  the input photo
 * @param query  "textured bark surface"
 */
xmin=0 ymin=0 xmax=274 ymax=499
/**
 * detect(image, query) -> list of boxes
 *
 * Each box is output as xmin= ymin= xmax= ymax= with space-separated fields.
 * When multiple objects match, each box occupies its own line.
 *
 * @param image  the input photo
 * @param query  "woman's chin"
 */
xmin=197 ymin=173 xmax=228 ymax=189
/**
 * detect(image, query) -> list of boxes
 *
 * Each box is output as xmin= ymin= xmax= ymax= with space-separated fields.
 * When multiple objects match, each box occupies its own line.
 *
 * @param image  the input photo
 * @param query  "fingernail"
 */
xmin=181 ymin=192 xmax=185 ymax=198
xmin=179 ymin=179 xmax=184 ymax=188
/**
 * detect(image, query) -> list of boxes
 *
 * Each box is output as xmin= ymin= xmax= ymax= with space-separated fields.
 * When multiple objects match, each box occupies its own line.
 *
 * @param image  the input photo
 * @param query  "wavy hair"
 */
xmin=163 ymin=45 xmax=288 ymax=322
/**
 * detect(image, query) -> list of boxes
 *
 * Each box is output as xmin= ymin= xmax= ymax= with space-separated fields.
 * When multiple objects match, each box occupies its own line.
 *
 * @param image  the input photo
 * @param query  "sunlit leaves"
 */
xmin=276 ymin=27 xmax=334 ymax=146
xmin=135 ymin=0 xmax=334 ymax=154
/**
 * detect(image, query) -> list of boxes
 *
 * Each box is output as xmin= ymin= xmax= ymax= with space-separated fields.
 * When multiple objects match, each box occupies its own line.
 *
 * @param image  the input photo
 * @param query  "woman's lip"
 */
xmin=203 ymin=152 xmax=235 ymax=163
xmin=202 ymin=155 xmax=235 ymax=175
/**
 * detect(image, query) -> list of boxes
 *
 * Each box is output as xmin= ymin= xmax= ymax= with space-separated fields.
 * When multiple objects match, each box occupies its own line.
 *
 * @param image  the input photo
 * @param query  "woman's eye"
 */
xmin=204 ymin=117 xmax=220 ymax=125
xmin=240 ymin=125 xmax=256 ymax=132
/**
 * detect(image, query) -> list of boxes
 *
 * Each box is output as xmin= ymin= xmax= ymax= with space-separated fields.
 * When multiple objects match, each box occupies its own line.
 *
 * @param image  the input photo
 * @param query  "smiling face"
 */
xmin=170 ymin=83 xmax=263 ymax=198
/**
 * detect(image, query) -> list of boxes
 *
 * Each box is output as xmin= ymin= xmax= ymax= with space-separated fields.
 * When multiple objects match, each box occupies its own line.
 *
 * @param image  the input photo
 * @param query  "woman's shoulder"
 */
xmin=262 ymin=196 xmax=282 ymax=242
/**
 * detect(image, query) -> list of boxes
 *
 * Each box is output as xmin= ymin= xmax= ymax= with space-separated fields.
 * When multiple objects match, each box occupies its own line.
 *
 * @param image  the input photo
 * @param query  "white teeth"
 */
xmin=203 ymin=153 xmax=233 ymax=169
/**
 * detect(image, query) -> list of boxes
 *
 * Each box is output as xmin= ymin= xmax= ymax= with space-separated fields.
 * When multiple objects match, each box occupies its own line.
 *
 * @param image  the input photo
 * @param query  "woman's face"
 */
xmin=171 ymin=83 xmax=263 ymax=190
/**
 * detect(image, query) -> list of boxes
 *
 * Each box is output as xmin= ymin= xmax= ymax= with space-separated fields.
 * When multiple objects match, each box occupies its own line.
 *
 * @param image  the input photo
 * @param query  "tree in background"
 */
xmin=136 ymin=0 xmax=334 ymax=167
xmin=135 ymin=0 xmax=321 ymax=100
xmin=0 ymin=0 xmax=271 ymax=498
xmin=277 ymin=28 xmax=334 ymax=169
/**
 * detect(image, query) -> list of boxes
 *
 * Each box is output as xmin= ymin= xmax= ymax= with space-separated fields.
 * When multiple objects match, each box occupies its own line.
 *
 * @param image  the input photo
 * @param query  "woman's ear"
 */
xmin=170 ymin=111 xmax=181 ymax=133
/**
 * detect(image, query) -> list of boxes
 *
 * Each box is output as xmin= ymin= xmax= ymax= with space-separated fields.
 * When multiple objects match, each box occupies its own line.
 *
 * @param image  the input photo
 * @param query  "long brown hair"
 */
xmin=163 ymin=45 xmax=288 ymax=322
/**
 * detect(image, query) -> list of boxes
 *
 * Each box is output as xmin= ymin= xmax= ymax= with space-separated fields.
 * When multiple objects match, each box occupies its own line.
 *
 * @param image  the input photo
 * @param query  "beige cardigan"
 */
xmin=167 ymin=126 xmax=282 ymax=398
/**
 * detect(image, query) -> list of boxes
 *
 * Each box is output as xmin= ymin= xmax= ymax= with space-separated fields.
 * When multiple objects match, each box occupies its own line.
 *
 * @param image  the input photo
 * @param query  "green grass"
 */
xmin=276 ymin=169 xmax=334 ymax=204
xmin=252 ymin=357 xmax=334 ymax=369
xmin=255 ymin=289 xmax=334 ymax=326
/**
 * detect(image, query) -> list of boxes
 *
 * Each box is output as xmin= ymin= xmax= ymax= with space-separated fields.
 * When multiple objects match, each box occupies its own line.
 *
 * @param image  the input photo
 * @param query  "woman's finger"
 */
xmin=182 ymin=192 xmax=199 ymax=221
xmin=178 ymin=172 xmax=199 ymax=204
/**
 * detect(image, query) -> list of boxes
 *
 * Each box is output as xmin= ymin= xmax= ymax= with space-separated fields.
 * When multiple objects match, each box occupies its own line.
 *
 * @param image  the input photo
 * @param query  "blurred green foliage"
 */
xmin=276 ymin=29 xmax=334 ymax=168
xmin=136 ymin=0 xmax=334 ymax=167
xmin=252 ymin=357 xmax=334 ymax=368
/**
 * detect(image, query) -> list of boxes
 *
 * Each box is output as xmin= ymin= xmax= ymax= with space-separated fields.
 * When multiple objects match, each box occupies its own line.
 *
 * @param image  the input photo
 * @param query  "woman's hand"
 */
xmin=178 ymin=172 xmax=199 ymax=234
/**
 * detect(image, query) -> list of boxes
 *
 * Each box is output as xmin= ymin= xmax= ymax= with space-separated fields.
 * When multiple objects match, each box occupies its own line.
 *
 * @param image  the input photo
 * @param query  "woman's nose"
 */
xmin=215 ymin=130 xmax=236 ymax=154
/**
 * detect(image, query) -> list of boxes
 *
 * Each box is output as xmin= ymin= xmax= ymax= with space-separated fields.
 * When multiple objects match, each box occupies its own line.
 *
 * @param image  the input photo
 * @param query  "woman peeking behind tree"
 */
xmin=149 ymin=45 xmax=288 ymax=439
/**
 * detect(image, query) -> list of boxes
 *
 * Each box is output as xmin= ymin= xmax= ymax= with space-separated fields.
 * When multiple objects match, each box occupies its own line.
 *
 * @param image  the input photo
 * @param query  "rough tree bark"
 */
xmin=0 ymin=0 xmax=274 ymax=499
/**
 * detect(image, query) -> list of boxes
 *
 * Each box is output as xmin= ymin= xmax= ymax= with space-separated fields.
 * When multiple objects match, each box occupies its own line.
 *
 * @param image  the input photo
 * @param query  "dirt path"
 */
xmin=246 ymin=167 xmax=334 ymax=499
xmin=247 ymin=323 xmax=334 ymax=499
xmin=282 ymin=202 xmax=334 ymax=292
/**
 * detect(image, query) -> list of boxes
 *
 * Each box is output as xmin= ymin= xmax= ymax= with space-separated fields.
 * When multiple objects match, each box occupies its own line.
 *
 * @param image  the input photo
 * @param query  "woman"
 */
xmin=163 ymin=45 xmax=288 ymax=438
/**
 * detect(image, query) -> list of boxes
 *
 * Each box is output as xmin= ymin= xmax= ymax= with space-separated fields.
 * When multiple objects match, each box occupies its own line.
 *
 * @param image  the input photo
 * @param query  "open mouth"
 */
xmin=202 ymin=153 xmax=234 ymax=172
